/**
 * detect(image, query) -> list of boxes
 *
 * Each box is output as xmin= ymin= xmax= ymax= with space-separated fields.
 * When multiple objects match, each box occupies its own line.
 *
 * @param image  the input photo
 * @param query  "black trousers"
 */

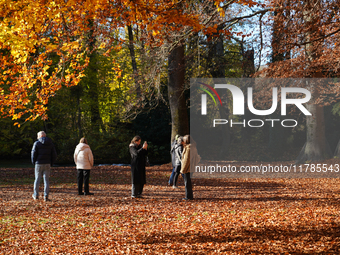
xmin=77 ymin=169 xmax=90 ymax=194
xmin=132 ymin=183 xmax=144 ymax=197
xmin=183 ymin=173 xmax=193 ymax=199
xmin=173 ymin=165 xmax=183 ymax=186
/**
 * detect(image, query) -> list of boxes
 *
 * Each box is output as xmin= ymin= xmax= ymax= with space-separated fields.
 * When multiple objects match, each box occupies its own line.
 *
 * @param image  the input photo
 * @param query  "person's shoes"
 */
xmin=172 ymin=185 xmax=179 ymax=189
xmin=32 ymin=195 xmax=38 ymax=200
xmin=84 ymin=192 xmax=94 ymax=196
xmin=44 ymin=196 xmax=49 ymax=201
xmin=78 ymin=192 xmax=84 ymax=195
xmin=182 ymin=198 xmax=193 ymax=201
xmin=168 ymin=182 xmax=173 ymax=186
xmin=131 ymin=195 xmax=143 ymax=198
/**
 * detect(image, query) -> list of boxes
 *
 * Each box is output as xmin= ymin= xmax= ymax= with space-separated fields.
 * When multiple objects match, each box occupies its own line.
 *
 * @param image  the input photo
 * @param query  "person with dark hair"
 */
xmin=172 ymin=136 xmax=184 ymax=189
xmin=180 ymin=135 xmax=200 ymax=200
xmin=129 ymin=136 xmax=148 ymax=198
xmin=31 ymin=131 xmax=57 ymax=201
xmin=74 ymin=137 xmax=94 ymax=195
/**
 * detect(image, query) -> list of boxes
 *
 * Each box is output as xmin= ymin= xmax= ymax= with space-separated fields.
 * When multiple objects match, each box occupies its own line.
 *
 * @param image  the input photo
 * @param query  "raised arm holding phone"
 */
xmin=129 ymin=136 xmax=148 ymax=198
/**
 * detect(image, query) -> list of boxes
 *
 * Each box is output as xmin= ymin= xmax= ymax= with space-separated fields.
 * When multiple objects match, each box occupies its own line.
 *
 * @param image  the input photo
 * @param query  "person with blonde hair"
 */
xmin=74 ymin=137 xmax=94 ymax=195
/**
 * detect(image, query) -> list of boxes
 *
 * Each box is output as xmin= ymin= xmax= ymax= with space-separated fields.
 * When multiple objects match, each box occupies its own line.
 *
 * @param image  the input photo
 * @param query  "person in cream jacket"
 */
xmin=74 ymin=137 xmax=94 ymax=195
xmin=180 ymin=135 xmax=200 ymax=200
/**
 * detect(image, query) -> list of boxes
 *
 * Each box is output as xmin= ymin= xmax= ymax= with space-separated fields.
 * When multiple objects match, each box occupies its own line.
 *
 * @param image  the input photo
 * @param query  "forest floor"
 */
xmin=1 ymin=161 xmax=340 ymax=254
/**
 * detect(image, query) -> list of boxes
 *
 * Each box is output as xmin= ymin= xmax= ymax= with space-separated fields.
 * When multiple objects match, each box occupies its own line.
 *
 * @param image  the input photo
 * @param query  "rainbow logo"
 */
xmin=198 ymin=82 xmax=222 ymax=115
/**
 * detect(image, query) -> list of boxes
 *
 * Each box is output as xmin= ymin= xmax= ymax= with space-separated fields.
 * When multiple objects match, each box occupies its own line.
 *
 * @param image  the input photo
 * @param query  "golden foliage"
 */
xmin=0 ymin=0 xmax=263 ymax=121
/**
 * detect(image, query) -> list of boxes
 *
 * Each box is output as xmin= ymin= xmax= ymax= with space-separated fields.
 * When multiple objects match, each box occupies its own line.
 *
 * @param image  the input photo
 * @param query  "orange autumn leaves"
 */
xmin=0 ymin=0 xmax=263 ymax=123
xmin=1 ymin=163 xmax=340 ymax=253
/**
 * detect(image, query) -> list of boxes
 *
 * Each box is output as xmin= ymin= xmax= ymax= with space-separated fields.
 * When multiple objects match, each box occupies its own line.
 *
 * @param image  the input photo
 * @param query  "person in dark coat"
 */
xmin=31 ymin=131 xmax=57 ymax=201
xmin=129 ymin=136 xmax=148 ymax=198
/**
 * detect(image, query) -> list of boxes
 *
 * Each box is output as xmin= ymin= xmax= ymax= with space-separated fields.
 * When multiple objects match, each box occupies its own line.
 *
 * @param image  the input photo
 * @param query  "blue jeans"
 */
xmin=33 ymin=164 xmax=51 ymax=198
xmin=168 ymin=166 xmax=176 ymax=185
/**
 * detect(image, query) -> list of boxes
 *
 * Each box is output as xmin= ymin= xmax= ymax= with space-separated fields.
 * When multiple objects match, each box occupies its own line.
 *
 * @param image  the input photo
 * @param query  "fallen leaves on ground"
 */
xmin=1 ymin=161 xmax=340 ymax=254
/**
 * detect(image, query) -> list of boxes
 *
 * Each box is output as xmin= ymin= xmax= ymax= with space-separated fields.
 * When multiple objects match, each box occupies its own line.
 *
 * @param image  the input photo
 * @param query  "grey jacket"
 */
xmin=174 ymin=143 xmax=183 ymax=166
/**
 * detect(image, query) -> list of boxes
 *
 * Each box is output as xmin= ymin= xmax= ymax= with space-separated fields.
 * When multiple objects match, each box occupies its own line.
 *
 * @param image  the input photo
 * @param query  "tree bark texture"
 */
xmin=86 ymin=19 xmax=102 ymax=131
xmin=208 ymin=34 xmax=231 ymax=155
xmin=295 ymin=0 xmax=331 ymax=163
xmin=168 ymin=44 xmax=189 ymax=142
xmin=296 ymin=103 xmax=332 ymax=163
xmin=128 ymin=25 xmax=141 ymax=97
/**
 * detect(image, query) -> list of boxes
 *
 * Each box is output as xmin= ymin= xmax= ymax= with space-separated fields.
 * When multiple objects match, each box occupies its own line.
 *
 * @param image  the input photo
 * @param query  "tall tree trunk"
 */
xmin=207 ymin=28 xmax=231 ymax=156
xmin=295 ymin=0 xmax=331 ymax=163
xmin=86 ymin=19 xmax=102 ymax=131
xmin=207 ymin=26 xmax=225 ymax=78
xmin=77 ymin=93 xmax=83 ymax=137
xmin=271 ymin=0 xmax=291 ymax=63
xmin=267 ymin=112 xmax=286 ymax=157
xmin=241 ymin=49 xmax=255 ymax=144
xmin=268 ymin=4 xmax=289 ymax=156
xmin=71 ymin=85 xmax=83 ymax=137
xmin=168 ymin=44 xmax=189 ymax=142
xmin=296 ymin=103 xmax=332 ymax=163
xmin=242 ymin=49 xmax=255 ymax=77
xmin=127 ymin=25 xmax=141 ymax=97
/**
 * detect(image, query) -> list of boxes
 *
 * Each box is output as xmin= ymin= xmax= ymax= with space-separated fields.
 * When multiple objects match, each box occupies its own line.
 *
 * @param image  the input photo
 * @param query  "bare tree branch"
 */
xmin=221 ymin=8 xmax=273 ymax=28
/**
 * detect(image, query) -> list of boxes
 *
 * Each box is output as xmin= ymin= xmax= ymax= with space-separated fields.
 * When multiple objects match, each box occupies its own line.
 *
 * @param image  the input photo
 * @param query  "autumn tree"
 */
xmin=0 ymin=0 xmax=272 ymax=155
xmin=164 ymin=0 xmax=268 ymax=141
xmin=0 ymin=0 xmax=204 ymax=122
xmin=267 ymin=1 xmax=290 ymax=156
xmin=261 ymin=0 xmax=340 ymax=163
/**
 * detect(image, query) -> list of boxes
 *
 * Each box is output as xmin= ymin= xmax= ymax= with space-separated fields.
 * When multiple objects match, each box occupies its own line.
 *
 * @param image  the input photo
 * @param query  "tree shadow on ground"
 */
xmin=136 ymin=224 xmax=340 ymax=253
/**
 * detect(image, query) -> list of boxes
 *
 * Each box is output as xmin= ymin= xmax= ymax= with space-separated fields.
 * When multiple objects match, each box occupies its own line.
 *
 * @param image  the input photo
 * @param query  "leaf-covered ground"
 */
xmin=1 ymin=162 xmax=340 ymax=254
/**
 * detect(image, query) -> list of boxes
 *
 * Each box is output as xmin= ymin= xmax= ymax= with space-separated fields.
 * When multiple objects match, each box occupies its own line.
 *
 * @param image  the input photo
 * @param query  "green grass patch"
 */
xmin=0 ymin=159 xmax=33 ymax=168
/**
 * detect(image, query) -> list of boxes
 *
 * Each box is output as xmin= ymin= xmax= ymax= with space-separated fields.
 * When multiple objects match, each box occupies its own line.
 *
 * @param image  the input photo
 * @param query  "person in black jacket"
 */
xmin=129 ymin=136 xmax=148 ymax=198
xmin=31 ymin=131 xmax=57 ymax=201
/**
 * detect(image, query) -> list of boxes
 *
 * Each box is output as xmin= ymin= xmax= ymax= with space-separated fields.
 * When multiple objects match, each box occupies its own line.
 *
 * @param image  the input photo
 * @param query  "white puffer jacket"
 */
xmin=74 ymin=143 xmax=94 ymax=170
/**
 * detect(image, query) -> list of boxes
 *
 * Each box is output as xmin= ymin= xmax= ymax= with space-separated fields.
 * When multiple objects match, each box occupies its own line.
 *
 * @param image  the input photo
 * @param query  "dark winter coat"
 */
xmin=31 ymin=137 xmax=57 ymax=166
xmin=129 ymin=143 xmax=148 ymax=185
